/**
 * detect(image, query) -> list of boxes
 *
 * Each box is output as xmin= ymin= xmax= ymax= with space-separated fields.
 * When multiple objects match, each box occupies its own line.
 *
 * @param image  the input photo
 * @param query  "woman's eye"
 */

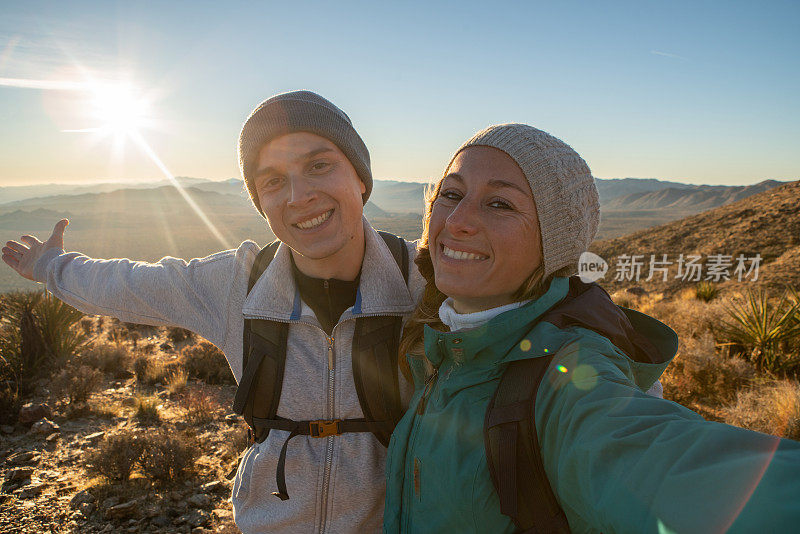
xmin=439 ymin=190 xmax=462 ymax=201
xmin=489 ymin=199 xmax=513 ymax=210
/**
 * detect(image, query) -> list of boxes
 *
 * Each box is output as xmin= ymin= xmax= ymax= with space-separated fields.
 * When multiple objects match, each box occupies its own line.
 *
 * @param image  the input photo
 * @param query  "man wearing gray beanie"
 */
xmin=4 ymin=90 xmax=424 ymax=534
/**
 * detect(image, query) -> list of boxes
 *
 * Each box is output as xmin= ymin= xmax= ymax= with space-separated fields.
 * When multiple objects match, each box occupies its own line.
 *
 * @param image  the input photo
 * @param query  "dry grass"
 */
xmin=78 ymin=342 xmax=132 ymax=377
xmin=134 ymin=395 xmax=161 ymax=425
xmin=646 ymin=296 xmax=730 ymax=341
xmin=723 ymin=380 xmax=800 ymax=440
xmin=167 ymin=326 xmax=194 ymax=344
xmin=181 ymin=341 xmax=234 ymax=384
xmin=662 ymin=333 xmax=756 ymax=412
xmin=50 ymin=364 xmax=105 ymax=405
xmin=85 ymin=431 xmax=144 ymax=481
xmin=138 ymin=427 xmax=199 ymax=484
xmin=133 ymin=353 xmax=180 ymax=386
xmin=165 ymin=365 xmax=188 ymax=395
xmin=180 ymin=385 xmax=219 ymax=426
xmin=85 ymin=427 xmax=199 ymax=485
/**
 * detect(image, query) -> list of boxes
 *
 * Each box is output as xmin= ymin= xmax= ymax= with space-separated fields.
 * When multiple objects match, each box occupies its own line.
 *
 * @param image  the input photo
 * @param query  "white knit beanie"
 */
xmin=448 ymin=123 xmax=600 ymax=280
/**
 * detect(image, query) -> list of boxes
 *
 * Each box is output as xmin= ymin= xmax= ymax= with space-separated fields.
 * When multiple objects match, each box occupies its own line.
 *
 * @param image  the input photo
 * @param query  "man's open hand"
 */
xmin=2 ymin=219 xmax=69 ymax=281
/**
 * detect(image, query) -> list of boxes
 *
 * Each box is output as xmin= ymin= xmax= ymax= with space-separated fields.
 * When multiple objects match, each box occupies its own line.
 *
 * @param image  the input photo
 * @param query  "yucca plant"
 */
xmin=720 ymin=288 xmax=800 ymax=373
xmin=0 ymin=290 xmax=87 ymax=393
xmin=0 ymin=292 xmax=46 ymax=386
xmin=35 ymin=290 xmax=88 ymax=362
xmin=695 ymin=281 xmax=721 ymax=302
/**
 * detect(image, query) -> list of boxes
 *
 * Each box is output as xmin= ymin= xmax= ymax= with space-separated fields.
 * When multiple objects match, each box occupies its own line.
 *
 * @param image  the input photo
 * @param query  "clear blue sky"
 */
xmin=1 ymin=0 xmax=798 ymax=186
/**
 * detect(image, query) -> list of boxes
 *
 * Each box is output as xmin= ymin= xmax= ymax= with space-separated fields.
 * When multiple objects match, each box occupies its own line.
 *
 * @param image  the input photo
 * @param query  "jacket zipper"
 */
xmin=416 ymin=368 xmax=439 ymax=415
xmin=243 ymin=314 xmax=336 ymax=534
xmin=319 ymin=334 xmax=335 ymax=534
xmin=402 ymin=339 xmax=444 ymax=531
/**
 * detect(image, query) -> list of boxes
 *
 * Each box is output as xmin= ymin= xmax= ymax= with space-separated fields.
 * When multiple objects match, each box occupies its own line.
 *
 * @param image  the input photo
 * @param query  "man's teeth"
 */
xmin=296 ymin=210 xmax=333 ymax=229
xmin=442 ymin=245 xmax=487 ymax=261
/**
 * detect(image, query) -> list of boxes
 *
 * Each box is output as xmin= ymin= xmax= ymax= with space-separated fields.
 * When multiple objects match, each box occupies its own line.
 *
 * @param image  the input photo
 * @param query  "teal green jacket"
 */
xmin=384 ymin=277 xmax=800 ymax=533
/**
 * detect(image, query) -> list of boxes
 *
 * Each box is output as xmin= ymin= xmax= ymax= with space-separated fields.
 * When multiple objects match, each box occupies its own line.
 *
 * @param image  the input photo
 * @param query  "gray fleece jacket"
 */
xmin=33 ymin=219 xmax=424 ymax=533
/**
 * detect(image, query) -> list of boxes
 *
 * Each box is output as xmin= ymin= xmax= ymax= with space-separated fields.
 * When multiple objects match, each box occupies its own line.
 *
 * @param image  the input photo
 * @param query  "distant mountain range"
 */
xmin=2 ymin=177 xmax=790 ymax=215
xmin=0 ymin=176 xmax=796 ymax=294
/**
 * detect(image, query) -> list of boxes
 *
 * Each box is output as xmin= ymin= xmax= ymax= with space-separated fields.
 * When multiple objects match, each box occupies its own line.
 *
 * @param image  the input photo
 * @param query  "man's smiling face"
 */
xmin=254 ymin=132 xmax=366 ymax=275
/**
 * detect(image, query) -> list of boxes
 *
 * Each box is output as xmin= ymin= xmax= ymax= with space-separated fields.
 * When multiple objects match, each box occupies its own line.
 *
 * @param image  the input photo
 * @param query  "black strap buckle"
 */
xmin=309 ymin=419 xmax=342 ymax=438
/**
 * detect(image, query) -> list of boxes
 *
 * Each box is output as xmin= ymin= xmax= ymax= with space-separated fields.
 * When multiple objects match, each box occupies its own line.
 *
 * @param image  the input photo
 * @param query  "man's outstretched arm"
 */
xmin=2 ymin=219 xmax=257 ymax=364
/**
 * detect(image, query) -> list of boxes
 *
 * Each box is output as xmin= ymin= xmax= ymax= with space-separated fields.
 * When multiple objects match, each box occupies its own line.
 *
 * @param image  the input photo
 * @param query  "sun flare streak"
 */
xmin=129 ymin=130 xmax=231 ymax=250
xmin=0 ymin=77 xmax=87 ymax=91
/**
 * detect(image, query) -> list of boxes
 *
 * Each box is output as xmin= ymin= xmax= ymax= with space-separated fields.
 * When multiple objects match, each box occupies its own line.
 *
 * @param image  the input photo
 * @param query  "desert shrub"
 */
xmin=138 ymin=428 xmax=198 ymax=484
xmin=51 ymin=364 xmax=105 ymax=404
xmin=180 ymin=385 xmax=218 ymax=425
xmin=662 ymin=333 xmax=755 ymax=407
xmin=133 ymin=354 xmax=151 ymax=383
xmin=135 ymin=395 xmax=161 ymax=425
xmin=720 ymin=288 xmax=800 ymax=373
xmin=223 ymin=425 xmax=251 ymax=462
xmin=79 ymin=342 xmax=132 ymax=377
xmin=723 ymin=380 xmax=800 ymax=440
xmin=165 ymin=366 xmax=188 ymax=395
xmin=180 ymin=341 xmax=234 ymax=384
xmin=85 ymin=431 xmax=144 ymax=481
xmin=79 ymin=316 xmax=95 ymax=335
xmin=0 ymin=383 xmax=21 ymax=426
xmin=0 ymin=291 xmax=87 ymax=391
xmin=133 ymin=355 xmax=177 ymax=386
xmin=695 ymin=281 xmax=721 ymax=302
xmin=167 ymin=327 xmax=194 ymax=344
xmin=648 ymin=297 xmax=728 ymax=341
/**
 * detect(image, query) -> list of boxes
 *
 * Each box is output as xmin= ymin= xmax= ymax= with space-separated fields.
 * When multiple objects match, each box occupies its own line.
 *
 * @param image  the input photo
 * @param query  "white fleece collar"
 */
xmin=438 ymin=297 xmax=531 ymax=332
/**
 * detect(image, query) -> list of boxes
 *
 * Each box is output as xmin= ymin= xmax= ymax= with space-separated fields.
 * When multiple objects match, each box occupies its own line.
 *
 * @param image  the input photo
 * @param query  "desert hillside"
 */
xmin=593 ymin=180 xmax=800 ymax=295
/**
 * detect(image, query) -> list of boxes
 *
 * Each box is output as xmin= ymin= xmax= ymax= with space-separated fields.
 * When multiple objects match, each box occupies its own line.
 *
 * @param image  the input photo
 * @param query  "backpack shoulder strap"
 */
xmin=377 ymin=230 xmax=409 ymax=284
xmin=247 ymin=240 xmax=281 ymax=293
xmin=485 ymin=356 xmax=571 ymax=533
xmin=233 ymin=240 xmax=288 ymax=443
xmin=351 ymin=231 xmax=409 ymax=446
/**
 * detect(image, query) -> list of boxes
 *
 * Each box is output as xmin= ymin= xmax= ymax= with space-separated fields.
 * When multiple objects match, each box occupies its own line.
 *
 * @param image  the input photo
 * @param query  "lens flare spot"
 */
xmin=556 ymin=365 xmax=568 ymax=373
xmin=544 ymin=348 xmax=549 ymax=353
xmin=572 ymin=364 xmax=598 ymax=390
xmin=520 ymin=339 xmax=532 ymax=352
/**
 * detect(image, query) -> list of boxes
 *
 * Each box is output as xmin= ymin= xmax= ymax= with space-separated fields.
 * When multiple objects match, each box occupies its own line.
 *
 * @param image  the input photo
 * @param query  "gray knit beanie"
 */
xmin=238 ymin=90 xmax=372 ymax=215
xmin=447 ymin=123 xmax=600 ymax=280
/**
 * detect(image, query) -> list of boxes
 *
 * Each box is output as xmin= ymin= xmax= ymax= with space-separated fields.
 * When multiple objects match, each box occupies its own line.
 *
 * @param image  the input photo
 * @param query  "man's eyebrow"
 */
xmin=254 ymin=147 xmax=335 ymax=176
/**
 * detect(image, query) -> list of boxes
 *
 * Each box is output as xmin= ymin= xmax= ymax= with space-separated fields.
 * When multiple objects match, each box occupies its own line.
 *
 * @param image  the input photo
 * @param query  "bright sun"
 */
xmin=88 ymin=82 xmax=151 ymax=137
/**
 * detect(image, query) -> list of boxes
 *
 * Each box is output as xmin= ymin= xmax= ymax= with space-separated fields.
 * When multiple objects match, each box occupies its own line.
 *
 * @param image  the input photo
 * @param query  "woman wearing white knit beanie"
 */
xmin=384 ymin=123 xmax=800 ymax=533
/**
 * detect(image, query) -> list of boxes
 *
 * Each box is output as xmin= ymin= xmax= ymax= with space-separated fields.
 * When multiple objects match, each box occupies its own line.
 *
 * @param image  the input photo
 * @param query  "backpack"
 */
xmin=232 ymin=231 xmax=409 ymax=500
xmin=484 ymin=277 xmax=665 ymax=533
xmin=485 ymin=355 xmax=571 ymax=533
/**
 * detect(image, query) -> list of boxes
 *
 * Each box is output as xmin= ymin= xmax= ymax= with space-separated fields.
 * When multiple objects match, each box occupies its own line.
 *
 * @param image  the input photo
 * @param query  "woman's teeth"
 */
xmin=442 ymin=244 xmax=487 ymax=261
xmin=296 ymin=210 xmax=333 ymax=229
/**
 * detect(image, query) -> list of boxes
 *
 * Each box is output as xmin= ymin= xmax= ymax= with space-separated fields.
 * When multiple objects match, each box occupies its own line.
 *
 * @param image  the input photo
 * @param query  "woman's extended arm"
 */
xmin=537 ymin=345 xmax=800 ymax=534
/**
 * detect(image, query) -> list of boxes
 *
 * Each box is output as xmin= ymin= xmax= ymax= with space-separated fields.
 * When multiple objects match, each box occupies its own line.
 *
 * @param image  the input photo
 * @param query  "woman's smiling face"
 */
xmin=429 ymin=146 xmax=543 ymax=313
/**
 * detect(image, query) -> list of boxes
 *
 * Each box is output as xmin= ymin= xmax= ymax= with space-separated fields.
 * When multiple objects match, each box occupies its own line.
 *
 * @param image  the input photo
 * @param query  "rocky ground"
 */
xmin=0 ymin=320 xmax=246 ymax=533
